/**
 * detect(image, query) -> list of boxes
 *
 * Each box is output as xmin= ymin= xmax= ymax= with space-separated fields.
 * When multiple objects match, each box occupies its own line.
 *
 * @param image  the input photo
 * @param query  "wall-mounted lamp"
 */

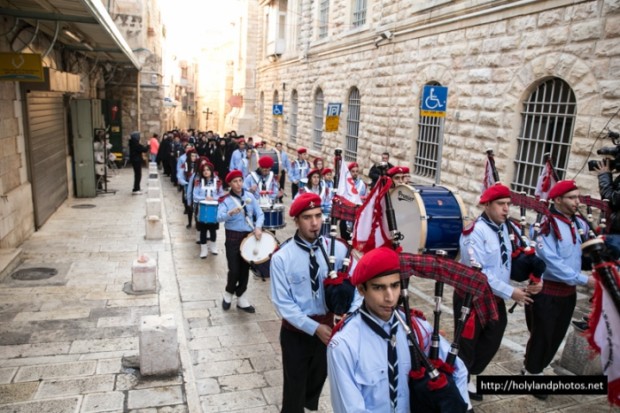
xmin=267 ymin=54 xmax=280 ymax=63
xmin=374 ymin=30 xmax=394 ymax=48
xmin=62 ymin=28 xmax=82 ymax=43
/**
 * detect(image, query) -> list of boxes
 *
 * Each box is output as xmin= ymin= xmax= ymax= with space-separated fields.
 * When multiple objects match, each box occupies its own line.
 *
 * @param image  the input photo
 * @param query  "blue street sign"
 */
xmin=326 ymin=103 xmax=342 ymax=117
xmin=272 ymin=104 xmax=283 ymax=115
xmin=421 ymin=85 xmax=448 ymax=112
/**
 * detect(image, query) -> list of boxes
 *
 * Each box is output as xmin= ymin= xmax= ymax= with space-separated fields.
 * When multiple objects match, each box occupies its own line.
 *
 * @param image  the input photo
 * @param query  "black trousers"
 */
xmin=196 ymin=222 xmax=218 ymax=244
xmin=280 ymin=327 xmax=327 ymax=413
xmin=131 ymin=161 xmax=142 ymax=191
xmin=291 ymin=181 xmax=299 ymax=199
xmin=278 ymin=171 xmax=286 ymax=202
xmin=524 ymin=292 xmax=576 ymax=374
xmin=453 ymin=293 xmax=507 ymax=376
xmin=224 ymin=230 xmax=251 ymax=296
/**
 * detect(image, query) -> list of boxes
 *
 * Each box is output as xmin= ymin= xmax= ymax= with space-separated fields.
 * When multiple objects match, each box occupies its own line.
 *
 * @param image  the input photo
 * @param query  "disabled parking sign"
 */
xmin=421 ymin=85 xmax=448 ymax=118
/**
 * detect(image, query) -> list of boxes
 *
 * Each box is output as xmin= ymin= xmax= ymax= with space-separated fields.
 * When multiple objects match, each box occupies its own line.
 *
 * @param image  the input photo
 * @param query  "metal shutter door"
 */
xmin=26 ymin=91 xmax=68 ymax=229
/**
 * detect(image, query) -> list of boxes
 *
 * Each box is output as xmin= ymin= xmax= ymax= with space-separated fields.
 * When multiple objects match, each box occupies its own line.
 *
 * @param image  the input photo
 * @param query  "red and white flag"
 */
xmin=352 ymin=176 xmax=392 ymax=254
xmin=336 ymin=161 xmax=363 ymax=206
xmin=481 ymin=157 xmax=496 ymax=193
xmin=534 ymin=159 xmax=557 ymax=200
xmin=588 ymin=268 xmax=620 ymax=407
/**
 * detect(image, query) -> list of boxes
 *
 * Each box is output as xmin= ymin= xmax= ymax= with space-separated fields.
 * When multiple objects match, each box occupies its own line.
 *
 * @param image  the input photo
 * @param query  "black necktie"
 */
xmin=294 ymin=233 xmax=320 ymax=296
xmin=361 ymin=309 xmax=399 ymax=411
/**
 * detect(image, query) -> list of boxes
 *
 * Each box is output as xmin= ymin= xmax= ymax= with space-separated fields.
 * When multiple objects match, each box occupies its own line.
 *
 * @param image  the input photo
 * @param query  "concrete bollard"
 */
xmin=131 ymin=255 xmax=157 ymax=293
xmin=146 ymin=198 xmax=161 ymax=218
xmin=147 ymin=186 xmax=161 ymax=199
xmin=558 ymin=324 xmax=602 ymax=375
xmin=139 ymin=314 xmax=180 ymax=376
xmin=145 ymin=215 xmax=163 ymax=240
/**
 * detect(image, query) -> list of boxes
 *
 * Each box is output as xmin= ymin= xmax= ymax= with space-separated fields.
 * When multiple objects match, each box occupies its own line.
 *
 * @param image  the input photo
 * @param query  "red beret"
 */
xmin=348 ymin=162 xmax=359 ymax=170
xmin=307 ymin=168 xmax=321 ymax=179
xmin=254 ymin=142 xmax=263 ymax=148
xmin=321 ymin=168 xmax=333 ymax=176
xmin=186 ymin=146 xmax=196 ymax=154
xmin=258 ymin=156 xmax=274 ymax=169
xmin=297 ymin=147 xmax=307 ymax=154
xmin=351 ymin=247 xmax=401 ymax=286
xmin=289 ymin=193 xmax=322 ymax=217
xmin=225 ymin=170 xmax=243 ymax=184
xmin=548 ymin=180 xmax=578 ymax=199
xmin=387 ymin=166 xmax=409 ymax=177
xmin=237 ymin=138 xmax=245 ymax=144
xmin=313 ymin=157 xmax=324 ymax=168
xmin=479 ymin=183 xmax=511 ymax=204
xmin=199 ymin=158 xmax=214 ymax=172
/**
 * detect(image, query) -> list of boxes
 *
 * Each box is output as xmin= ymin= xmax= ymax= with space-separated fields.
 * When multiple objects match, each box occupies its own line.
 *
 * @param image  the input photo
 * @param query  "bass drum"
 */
xmin=247 ymin=148 xmax=281 ymax=176
xmin=240 ymin=230 xmax=279 ymax=280
xmin=389 ymin=184 xmax=466 ymax=259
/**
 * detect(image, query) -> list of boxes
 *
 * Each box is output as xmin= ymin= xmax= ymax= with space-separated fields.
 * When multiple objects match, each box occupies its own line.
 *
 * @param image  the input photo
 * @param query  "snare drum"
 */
xmin=389 ymin=184 xmax=466 ymax=258
xmin=262 ymin=204 xmax=285 ymax=230
xmin=198 ymin=200 xmax=218 ymax=224
xmin=240 ymin=230 xmax=279 ymax=264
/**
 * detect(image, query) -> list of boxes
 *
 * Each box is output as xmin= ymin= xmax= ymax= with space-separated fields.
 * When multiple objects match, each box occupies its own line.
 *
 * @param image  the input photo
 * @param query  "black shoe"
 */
xmin=582 ymin=315 xmax=590 ymax=323
xmin=237 ymin=304 xmax=256 ymax=313
xmin=222 ymin=299 xmax=231 ymax=310
xmin=467 ymin=409 xmax=475 ymax=413
xmin=468 ymin=391 xmax=483 ymax=402
xmin=186 ymin=224 xmax=192 ymax=229
xmin=572 ymin=320 xmax=589 ymax=331
xmin=533 ymin=393 xmax=548 ymax=401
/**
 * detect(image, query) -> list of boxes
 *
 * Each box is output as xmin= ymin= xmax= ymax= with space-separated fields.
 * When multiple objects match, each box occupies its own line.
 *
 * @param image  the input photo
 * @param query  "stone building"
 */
xmin=0 ymin=0 xmax=164 ymax=251
xmin=251 ymin=0 xmax=620 ymax=216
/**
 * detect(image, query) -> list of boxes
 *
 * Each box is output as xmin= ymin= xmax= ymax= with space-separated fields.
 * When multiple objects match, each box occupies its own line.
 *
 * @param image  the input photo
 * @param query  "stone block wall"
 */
xmin=254 ymin=0 xmax=620 ymax=215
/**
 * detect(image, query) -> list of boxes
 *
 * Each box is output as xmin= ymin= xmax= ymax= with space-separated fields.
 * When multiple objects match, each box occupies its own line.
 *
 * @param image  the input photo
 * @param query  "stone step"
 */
xmin=0 ymin=248 xmax=22 ymax=282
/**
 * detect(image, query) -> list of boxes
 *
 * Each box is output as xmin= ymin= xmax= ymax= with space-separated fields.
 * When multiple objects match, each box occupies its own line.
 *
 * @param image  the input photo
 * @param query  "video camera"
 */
xmin=588 ymin=130 xmax=620 ymax=171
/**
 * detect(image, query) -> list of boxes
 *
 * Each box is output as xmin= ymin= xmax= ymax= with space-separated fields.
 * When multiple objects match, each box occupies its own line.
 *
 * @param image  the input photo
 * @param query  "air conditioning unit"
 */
xmin=266 ymin=38 xmax=285 ymax=56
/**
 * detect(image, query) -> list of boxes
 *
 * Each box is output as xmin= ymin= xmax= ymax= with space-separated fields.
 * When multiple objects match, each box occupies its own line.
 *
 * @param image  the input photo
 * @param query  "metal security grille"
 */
xmin=272 ymin=90 xmax=279 ymax=138
xmin=313 ymin=89 xmax=324 ymax=151
xmin=415 ymin=82 xmax=444 ymax=182
xmin=345 ymin=87 xmax=361 ymax=162
xmin=319 ymin=0 xmax=329 ymax=38
xmin=259 ymin=92 xmax=265 ymax=132
xmin=289 ymin=90 xmax=298 ymax=144
xmin=352 ymin=0 xmax=367 ymax=27
xmin=512 ymin=78 xmax=576 ymax=194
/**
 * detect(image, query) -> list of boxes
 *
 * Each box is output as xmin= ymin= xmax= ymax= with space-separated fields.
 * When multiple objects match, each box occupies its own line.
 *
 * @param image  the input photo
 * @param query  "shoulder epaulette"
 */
xmin=329 ymin=310 xmax=359 ymax=342
xmin=462 ymin=220 xmax=476 ymax=235
xmin=218 ymin=194 xmax=229 ymax=203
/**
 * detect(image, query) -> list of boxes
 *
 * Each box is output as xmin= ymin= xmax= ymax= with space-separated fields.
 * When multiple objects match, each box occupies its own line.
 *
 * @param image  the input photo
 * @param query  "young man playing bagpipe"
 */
xmin=327 ymin=246 xmax=470 ymax=413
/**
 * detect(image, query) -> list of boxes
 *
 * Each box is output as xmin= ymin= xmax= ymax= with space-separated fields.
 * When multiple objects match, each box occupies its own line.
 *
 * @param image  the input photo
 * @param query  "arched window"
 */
xmin=414 ymin=81 xmax=444 ymax=181
xmin=259 ymin=91 xmax=265 ymax=132
xmin=289 ymin=89 xmax=298 ymax=144
xmin=345 ymin=87 xmax=361 ymax=162
xmin=313 ymin=88 xmax=324 ymax=151
xmin=512 ymin=78 xmax=576 ymax=194
xmin=272 ymin=90 xmax=279 ymax=138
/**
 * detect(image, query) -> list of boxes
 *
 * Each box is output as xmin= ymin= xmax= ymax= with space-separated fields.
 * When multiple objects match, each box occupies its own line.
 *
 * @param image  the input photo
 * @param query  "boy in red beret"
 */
xmin=327 ymin=247 xmax=469 ymax=412
xmin=387 ymin=166 xmax=410 ymax=187
xmin=270 ymin=192 xmax=360 ymax=412
xmin=290 ymin=147 xmax=310 ymax=199
xmin=522 ymin=180 xmax=595 ymax=397
xmin=457 ymin=183 xmax=532 ymax=402
xmin=339 ymin=162 xmax=368 ymax=241
xmin=243 ymin=155 xmax=282 ymax=205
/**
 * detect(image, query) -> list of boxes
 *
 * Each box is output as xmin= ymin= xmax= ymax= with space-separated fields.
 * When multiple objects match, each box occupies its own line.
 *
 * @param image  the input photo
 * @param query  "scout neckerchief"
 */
xmin=480 ymin=213 xmax=509 ymax=267
xmin=294 ymin=232 xmax=321 ymax=297
xmin=360 ymin=305 xmax=399 ymax=411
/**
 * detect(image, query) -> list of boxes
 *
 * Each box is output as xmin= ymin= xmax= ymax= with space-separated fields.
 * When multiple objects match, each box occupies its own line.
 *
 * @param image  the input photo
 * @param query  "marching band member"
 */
xmin=295 ymin=169 xmax=331 ymax=216
xmin=322 ymin=168 xmax=334 ymax=189
xmin=328 ymin=247 xmax=469 ymax=413
xmin=457 ymin=183 xmax=532 ymax=402
xmin=313 ymin=157 xmax=325 ymax=175
xmin=275 ymin=142 xmax=290 ymax=202
xmin=387 ymin=166 xmax=410 ymax=187
xmin=177 ymin=145 xmax=199 ymax=229
xmin=289 ymin=147 xmax=310 ymax=199
xmin=191 ymin=160 xmax=224 ymax=258
xmin=243 ymin=155 xmax=281 ymax=204
xmin=270 ymin=193 xmax=360 ymax=413
xmin=339 ymin=162 xmax=368 ymax=241
xmin=229 ymin=137 xmax=249 ymax=178
xmin=523 ymin=180 xmax=596 ymax=398
xmin=217 ymin=170 xmax=264 ymax=314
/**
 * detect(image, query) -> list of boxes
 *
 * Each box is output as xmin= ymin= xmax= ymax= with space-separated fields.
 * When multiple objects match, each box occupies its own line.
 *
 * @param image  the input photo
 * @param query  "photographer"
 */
xmin=593 ymin=158 xmax=620 ymax=234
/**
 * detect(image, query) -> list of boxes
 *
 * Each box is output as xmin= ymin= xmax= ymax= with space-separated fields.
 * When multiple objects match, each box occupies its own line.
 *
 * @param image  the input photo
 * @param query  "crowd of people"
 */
xmin=125 ymin=128 xmax=606 ymax=412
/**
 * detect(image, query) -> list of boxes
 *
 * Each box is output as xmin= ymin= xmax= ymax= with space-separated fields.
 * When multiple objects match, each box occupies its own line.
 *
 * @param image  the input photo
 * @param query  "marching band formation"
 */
xmin=152 ymin=128 xmax=618 ymax=412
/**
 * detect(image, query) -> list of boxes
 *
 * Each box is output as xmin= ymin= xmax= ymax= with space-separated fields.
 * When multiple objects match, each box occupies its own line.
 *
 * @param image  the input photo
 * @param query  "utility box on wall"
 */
xmin=70 ymin=99 xmax=104 ymax=198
